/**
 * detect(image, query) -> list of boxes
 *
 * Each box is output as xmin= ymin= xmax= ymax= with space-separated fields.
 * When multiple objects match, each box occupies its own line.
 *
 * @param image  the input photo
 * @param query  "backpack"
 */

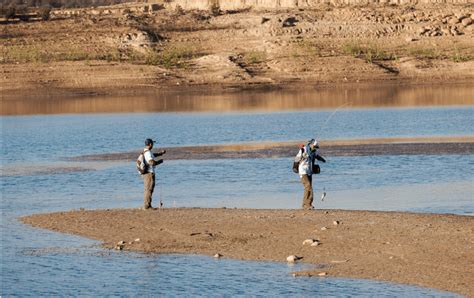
xmin=136 ymin=152 xmax=148 ymax=175
xmin=292 ymin=147 xmax=304 ymax=174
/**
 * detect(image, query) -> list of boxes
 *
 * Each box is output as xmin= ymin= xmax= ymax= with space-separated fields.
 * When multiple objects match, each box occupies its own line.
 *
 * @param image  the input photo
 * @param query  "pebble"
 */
xmin=311 ymin=241 xmax=320 ymax=247
xmin=117 ymin=240 xmax=125 ymax=245
xmin=318 ymin=272 xmax=328 ymax=276
xmin=134 ymin=238 xmax=140 ymax=242
xmin=302 ymin=239 xmax=315 ymax=245
xmin=287 ymin=255 xmax=302 ymax=263
xmin=214 ymin=253 xmax=222 ymax=258
xmin=461 ymin=17 xmax=472 ymax=27
xmin=321 ymin=227 xmax=328 ymax=231
xmin=333 ymin=221 xmax=340 ymax=225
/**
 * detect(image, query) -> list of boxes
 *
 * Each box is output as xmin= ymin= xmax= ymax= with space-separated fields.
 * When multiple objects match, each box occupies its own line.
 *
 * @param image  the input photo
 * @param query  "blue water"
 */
xmin=2 ymin=106 xmax=473 ymax=162
xmin=1 ymin=106 xmax=472 ymax=296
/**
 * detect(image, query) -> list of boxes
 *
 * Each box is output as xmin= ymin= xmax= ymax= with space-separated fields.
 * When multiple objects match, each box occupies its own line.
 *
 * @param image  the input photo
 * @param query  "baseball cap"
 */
xmin=145 ymin=138 xmax=154 ymax=146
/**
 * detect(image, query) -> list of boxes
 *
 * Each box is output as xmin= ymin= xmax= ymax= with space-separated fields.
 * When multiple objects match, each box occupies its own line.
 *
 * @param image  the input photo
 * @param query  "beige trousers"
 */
xmin=143 ymin=173 xmax=155 ymax=209
xmin=300 ymin=174 xmax=313 ymax=209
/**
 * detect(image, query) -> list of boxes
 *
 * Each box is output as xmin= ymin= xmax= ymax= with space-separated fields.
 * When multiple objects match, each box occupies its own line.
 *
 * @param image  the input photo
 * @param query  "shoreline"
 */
xmin=20 ymin=208 xmax=474 ymax=296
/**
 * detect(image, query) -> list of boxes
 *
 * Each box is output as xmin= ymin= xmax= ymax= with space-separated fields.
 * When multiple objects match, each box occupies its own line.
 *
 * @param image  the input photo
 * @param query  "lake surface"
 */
xmin=1 ymin=87 xmax=473 ymax=296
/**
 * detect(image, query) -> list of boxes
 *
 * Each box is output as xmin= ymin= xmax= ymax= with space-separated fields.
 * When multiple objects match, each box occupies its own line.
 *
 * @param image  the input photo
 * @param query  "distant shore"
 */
xmin=21 ymin=208 xmax=474 ymax=296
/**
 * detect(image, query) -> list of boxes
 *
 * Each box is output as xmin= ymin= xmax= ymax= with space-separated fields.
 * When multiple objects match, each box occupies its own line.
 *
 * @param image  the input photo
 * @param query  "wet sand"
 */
xmin=20 ymin=208 xmax=474 ymax=296
xmin=72 ymin=136 xmax=474 ymax=161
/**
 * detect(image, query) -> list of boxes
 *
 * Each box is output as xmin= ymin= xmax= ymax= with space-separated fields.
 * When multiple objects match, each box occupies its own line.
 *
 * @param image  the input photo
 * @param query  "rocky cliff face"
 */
xmin=169 ymin=0 xmax=472 ymax=11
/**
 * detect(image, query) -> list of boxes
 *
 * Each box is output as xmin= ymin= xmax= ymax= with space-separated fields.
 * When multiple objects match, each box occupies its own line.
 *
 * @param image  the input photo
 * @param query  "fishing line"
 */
xmin=317 ymin=102 xmax=351 ymax=138
xmin=316 ymin=101 xmax=350 ymax=203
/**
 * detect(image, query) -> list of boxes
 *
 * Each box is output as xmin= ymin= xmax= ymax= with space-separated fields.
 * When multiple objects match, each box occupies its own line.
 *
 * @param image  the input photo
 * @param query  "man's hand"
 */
xmin=157 ymin=159 xmax=164 ymax=165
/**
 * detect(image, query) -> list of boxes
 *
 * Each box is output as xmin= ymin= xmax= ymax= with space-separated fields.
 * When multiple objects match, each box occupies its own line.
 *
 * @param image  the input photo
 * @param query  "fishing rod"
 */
xmin=316 ymin=101 xmax=351 ymax=202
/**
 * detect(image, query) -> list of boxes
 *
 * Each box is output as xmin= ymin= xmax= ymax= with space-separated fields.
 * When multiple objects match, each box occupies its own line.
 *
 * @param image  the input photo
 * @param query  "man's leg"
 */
xmin=143 ymin=173 xmax=155 ymax=209
xmin=301 ymin=175 xmax=313 ymax=209
xmin=307 ymin=175 xmax=313 ymax=207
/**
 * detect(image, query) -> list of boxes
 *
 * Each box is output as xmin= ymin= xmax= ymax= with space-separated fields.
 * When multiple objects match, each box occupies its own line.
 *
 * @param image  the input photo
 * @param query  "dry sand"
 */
xmin=2 ymin=3 xmax=473 ymax=100
xmin=21 ymin=208 xmax=474 ymax=296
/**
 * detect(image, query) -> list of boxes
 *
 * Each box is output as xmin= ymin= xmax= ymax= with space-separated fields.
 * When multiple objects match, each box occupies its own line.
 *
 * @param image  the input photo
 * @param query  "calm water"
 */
xmin=1 ymin=102 xmax=473 ymax=295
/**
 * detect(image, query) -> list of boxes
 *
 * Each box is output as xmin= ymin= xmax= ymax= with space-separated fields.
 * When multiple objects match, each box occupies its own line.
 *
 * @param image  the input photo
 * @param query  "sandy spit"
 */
xmin=20 ymin=208 xmax=474 ymax=296
xmin=72 ymin=137 xmax=474 ymax=161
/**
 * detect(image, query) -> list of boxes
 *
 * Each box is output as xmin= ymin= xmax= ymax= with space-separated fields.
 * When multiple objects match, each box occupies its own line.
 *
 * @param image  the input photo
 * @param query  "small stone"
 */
xmin=461 ymin=17 xmax=472 ymax=27
xmin=318 ymin=272 xmax=327 ymax=276
xmin=214 ymin=253 xmax=222 ymax=258
xmin=389 ymin=256 xmax=394 ymax=259
xmin=333 ymin=221 xmax=340 ymax=225
xmin=302 ymin=239 xmax=315 ymax=245
xmin=115 ymin=245 xmax=123 ymax=250
xmin=448 ymin=17 xmax=460 ymax=25
xmin=128 ymin=242 xmax=133 ymax=245
xmin=117 ymin=241 xmax=125 ymax=245
xmin=287 ymin=255 xmax=302 ymax=263
xmin=292 ymin=273 xmax=297 ymax=277
xmin=321 ymin=227 xmax=328 ymax=231
xmin=311 ymin=241 xmax=320 ymax=247
xmin=134 ymin=238 xmax=140 ymax=242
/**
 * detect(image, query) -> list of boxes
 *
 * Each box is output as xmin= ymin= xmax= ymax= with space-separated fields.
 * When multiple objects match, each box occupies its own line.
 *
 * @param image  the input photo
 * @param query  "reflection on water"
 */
xmin=3 ymin=83 xmax=474 ymax=115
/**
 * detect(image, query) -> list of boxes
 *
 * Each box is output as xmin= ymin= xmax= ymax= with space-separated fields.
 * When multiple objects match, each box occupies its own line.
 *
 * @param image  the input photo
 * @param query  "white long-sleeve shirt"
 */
xmin=143 ymin=148 xmax=160 ymax=174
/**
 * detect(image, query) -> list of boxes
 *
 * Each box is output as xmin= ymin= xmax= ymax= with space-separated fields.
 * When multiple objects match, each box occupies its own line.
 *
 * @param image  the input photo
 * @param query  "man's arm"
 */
xmin=316 ymin=155 xmax=326 ymax=163
xmin=153 ymin=150 xmax=166 ymax=157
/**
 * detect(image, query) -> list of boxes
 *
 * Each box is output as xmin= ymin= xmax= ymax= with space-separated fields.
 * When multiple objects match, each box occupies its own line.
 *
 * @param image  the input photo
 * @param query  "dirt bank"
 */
xmin=71 ymin=136 xmax=474 ymax=161
xmin=20 ymin=208 xmax=474 ymax=296
xmin=1 ymin=3 xmax=473 ymax=100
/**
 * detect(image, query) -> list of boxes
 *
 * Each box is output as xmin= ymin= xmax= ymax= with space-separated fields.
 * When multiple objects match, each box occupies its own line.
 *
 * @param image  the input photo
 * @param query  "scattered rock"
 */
xmin=117 ymin=240 xmax=125 ymax=245
xmin=311 ymin=241 xmax=320 ymax=247
xmin=461 ymin=17 xmax=472 ymax=27
xmin=134 ymin=238 xmax=140 ymax=242
xmin=333 ymin=221 xmax=340 ymax=225
xmin=318 ymin=272 xmax=328 ymax=276
xmin=282 ymin=17 xmax=297 ymax=27
xmin=302 ymin=239 xmax=315 ymax=245
xmin=287 ymin=255 xmax=303 ymax=263
xmin=321 ymin=227 xmax=328 ymax=231
xmin=214 ymin=253 xmax=222 ymax=258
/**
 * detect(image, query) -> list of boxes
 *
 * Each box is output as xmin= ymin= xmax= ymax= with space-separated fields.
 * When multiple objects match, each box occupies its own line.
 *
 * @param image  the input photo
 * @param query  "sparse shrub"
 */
xmin=450 ymin=48 xmax=473 ymax=63
xmin=174 ymin=4 xmax=184 ymax=16
xmin=408 ymin=47 xmax=442 ymax=60
xmin=39 ymin=7 xmax=51 ymax=21
xmin=343 ymin=42 xmax=395 ymax=63
xmin=209 ymin=1 xmax=220 ymax=16
xmin=242 ymin=50 xmax=266 ymax=65
xmin=5 ymin=6 xmax=17 ymax=20
xmin=145 ymin=45 xmax=197 ymax=68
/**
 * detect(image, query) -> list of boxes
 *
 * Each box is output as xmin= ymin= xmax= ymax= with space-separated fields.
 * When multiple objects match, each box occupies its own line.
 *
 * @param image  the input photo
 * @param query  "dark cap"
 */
xmin=145 ymin=138 xmax=154 ymax=146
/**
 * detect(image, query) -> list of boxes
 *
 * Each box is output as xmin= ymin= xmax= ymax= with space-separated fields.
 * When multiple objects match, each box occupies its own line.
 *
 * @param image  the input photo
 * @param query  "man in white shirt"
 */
xmin=294 ymin=139 xmax=326 ymax=210
xmin=143 ymin=138 xmax=166 ymax=209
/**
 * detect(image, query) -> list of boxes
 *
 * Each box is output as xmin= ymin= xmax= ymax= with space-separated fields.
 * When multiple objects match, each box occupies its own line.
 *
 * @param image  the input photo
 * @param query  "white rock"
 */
xmin=311 ymin=241 xmax=320 ymax=247
xmin=287 ymin=255 xmax=302 ymax=262
xmin=318 ymin=272 xmax=327 ymax=276
xmin=214 ymin=253 xmax=222 ymax=258
xmin=134 ymin=238 xmax=141 ymax=242
xmin=321 ymin=227 xmax=328 ymax=231
xmin=302 ymin=239 xmax=315 ymax=245
xmin=333 ymin=221 xmax=340 ymax=226
xmin=117 ymin=240 xmax=125 ymax=245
